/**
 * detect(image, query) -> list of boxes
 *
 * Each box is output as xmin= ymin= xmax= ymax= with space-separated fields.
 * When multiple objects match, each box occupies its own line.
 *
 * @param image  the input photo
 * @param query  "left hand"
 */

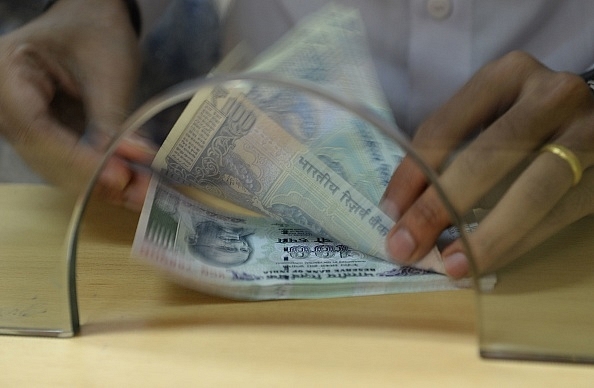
xmin=380 ymin=51 xmax=594 ymax=279
xmin=0 ymin=0 xmax=152 ymax=211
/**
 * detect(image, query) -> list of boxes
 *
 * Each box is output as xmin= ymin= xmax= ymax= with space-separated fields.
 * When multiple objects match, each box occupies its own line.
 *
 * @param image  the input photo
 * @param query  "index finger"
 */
xmin=380 ymin=52 xmax=545 ymax=221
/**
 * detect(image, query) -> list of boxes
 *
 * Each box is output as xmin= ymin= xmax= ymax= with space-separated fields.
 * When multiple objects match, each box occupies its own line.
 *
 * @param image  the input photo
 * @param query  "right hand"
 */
xmin=0 ymin=0 xmax=152 ymax=210
xmin=380 ymin=51 xmax=594 ymax=278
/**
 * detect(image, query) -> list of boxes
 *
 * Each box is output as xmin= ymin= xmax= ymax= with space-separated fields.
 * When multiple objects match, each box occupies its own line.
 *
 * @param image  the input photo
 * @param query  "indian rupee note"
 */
xmin=150 ymin=5 xmax=443 ymax=269
xmin=132 ymin=179 xmax=481 ymax=300
xmin=245 ymin=4 xmax=401 ymax=202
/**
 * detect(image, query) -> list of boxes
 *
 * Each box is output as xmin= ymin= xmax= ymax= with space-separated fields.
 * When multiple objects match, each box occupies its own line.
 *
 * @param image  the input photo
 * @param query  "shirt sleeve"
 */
xmin=136 ymin=0 xmax=173 ymax=39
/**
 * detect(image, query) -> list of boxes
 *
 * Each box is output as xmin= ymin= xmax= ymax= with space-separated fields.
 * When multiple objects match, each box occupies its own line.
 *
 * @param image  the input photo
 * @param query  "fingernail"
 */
xmin=443 ymin=252 xmax=469 ymax=279
xmin=123 ymin=184 xmax=146 ymax=213
xmin=99 ymin=168 xmax=129 ymax=192
xmin=125 ymin=136 xmax=157 ymax=153
xmin=379 ymin=198 xmax=399 ymax=221
xmin=387 ymin=228 xmax=416 ymax=264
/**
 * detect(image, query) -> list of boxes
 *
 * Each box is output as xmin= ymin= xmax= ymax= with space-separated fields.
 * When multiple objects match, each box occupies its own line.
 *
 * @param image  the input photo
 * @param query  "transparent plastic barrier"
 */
xmin=3 ymin=74 xmax=592 ymax=367
xmin=477 ymin=217 xmax=594 ymax=363
xmin=0 ymin=187 xmax=79 ymax=337
xmin=74 ymin=74 xmax=478 ymax=298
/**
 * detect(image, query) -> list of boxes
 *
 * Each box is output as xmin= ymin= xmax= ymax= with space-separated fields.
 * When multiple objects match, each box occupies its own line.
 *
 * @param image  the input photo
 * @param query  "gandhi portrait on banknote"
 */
xmin=186 ymin=221 xmax=254 ymax=267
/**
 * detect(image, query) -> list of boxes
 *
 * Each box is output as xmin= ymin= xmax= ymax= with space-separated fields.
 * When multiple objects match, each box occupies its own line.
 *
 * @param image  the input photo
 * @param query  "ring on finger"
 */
xmin=539 ymin=143 xmax=582 ymax=186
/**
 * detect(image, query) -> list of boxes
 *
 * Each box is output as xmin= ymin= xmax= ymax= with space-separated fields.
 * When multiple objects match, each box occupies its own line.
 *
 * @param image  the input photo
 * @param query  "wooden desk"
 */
xmin=1 ymin=184 xmax=593 ymax=386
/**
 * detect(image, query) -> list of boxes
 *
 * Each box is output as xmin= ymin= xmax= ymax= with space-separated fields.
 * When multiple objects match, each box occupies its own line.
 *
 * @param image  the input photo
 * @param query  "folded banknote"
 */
xmin=132 ymin=180 xmax=493 ymax=300
xmin=131 ymin=5 xmax=495 ymax=299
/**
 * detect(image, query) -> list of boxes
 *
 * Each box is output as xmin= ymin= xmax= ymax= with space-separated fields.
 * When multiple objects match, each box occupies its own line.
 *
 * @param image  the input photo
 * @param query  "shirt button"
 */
xmin=426 ymin=0 xmax=452 ymax=20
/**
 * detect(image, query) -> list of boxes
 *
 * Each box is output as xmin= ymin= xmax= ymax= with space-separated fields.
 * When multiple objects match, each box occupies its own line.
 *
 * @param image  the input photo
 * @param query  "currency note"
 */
xmin=246 ymin=4 xmax=400 ymax=202
xmin=150 ymin=5 xmax=443 ymax=269
xmin=132 ymin=179 xmax=479 ymax=300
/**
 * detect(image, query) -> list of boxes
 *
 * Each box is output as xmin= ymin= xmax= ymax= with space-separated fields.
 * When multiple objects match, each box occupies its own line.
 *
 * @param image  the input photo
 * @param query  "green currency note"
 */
xmin=132 ymin=179 xmax=485 ymax=300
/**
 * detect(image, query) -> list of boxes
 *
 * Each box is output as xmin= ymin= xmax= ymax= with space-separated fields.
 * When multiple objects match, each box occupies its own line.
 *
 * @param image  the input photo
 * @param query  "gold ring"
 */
xmin=539 ymin=144 xmax=582 ymax=186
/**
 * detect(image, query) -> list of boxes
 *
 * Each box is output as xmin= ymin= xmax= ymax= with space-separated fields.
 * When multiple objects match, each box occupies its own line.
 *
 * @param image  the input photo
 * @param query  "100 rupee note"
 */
xmin=150 ymin=5 xmax=443 ymax=270
xmin=132 ymin=179 xmax=482 ymax=300
xmin=130 ymin=5 xmax=500 ymax=300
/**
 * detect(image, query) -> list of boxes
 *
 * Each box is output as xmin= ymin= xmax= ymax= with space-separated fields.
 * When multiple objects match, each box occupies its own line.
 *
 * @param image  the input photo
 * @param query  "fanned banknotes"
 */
xmin=132 ymin=5 xmax=495 ymax=299
xmin=133 ymin=179 xmax=482 ymax=300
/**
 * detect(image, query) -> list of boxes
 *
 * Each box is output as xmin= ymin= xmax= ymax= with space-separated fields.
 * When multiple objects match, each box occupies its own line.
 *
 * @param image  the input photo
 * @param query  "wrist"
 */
xmin=43 ymin=0 xmax=141 ymax=37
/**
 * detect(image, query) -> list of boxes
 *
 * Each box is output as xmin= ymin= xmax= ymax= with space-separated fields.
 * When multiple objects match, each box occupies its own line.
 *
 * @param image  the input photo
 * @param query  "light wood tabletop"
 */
xmin=1 ymin=184 xmax=593 ymax=387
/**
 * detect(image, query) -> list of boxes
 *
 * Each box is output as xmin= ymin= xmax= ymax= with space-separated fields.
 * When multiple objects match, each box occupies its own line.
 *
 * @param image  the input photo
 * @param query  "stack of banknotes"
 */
xmin=132 ymin=5 xmax=496 ymax=300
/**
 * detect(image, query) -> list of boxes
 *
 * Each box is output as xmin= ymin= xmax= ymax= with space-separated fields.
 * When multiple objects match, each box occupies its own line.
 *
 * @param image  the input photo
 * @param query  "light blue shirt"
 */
xmin=221 ymin=0 xmax=594 ymax=134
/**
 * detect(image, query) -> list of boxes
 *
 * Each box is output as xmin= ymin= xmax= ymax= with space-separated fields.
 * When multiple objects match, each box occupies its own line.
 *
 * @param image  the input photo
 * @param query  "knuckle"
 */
xmin=498 ymin=50 xmax=538 ymax=70
xmin=552 ymin=71 xmax=587 ymax=93
xmin=521 ymin=72 xmax=594 ymax=133
xmin=482 ymin=51 xmax=538 ymax=81
xmin=540 ymin=72 xmax=590 ymax=106
xmin=480 ymin=52 xmax=591 ymax=111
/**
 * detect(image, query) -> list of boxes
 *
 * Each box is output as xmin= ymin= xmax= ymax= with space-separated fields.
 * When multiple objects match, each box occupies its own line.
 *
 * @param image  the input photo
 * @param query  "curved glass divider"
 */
xmin=70 ymin=73 xmax=479 ymax=330
xmin=0 ymin=185 xmax=79 ymax=337
xmin=69 ymin=73 xmax=594 ymax=365
xmin=476 ymin=217 xmax=594 ymax=363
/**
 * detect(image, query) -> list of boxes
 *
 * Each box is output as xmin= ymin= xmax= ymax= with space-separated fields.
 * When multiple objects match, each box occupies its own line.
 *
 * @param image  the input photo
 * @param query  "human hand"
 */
xmin=381 ymin=51 xmax=594 ymax=278
xmin=0 ymin=0 xmax=152 ymax=210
